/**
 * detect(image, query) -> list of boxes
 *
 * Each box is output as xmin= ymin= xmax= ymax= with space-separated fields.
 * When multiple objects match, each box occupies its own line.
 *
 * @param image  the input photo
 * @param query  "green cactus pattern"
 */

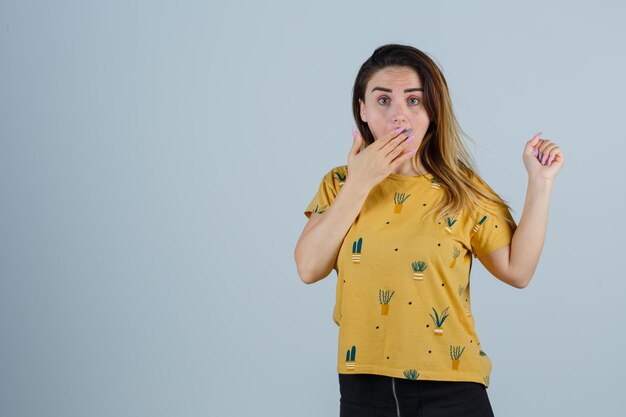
xmin=346 ymin=345 xmax=357 ymax=361
xmin=394 ymin=192 xmax=411 ymax=205
xmin=352 ymin=237 xmax=363 ymax=263
xmin=413 ymin=261 xmax=427 ymax=272
xmin=450 ymin=246 xmax=461 ymax=267
xmin=473 ymin=215 xmax=488 ymax=232
xmin=412 ymin=261 xmax=427 ymax=272
xmin=459 ymin=284 xmax=471 ymax=314
xmin=379 ymin=289 xmax=395 ymax=305
xmin=312 ymin=204 xmax=328 ymax=214
xmin=393 ymin=192 xmax=411 ymax=213
xmin=325 ymin=182 xmax=497 ymax=385
xmin=403 ymin=369 xmax=420 ymax=380
xmin=450 ymin=345 xmax=466 ymax=360
xmin=430 ymin=307 xmax=450 ymax=328
xmin=352 ymin=237 xmax=363 ymax=254
xmin=459 ymin=284 xmax=466 ymax=296
xmin=445 ymin=217 xmax=458 ymax=233
xmin=334 ymin=171 xmax=346 ymax=184
xmin=411 ymin=260 xmax=428 ymax=280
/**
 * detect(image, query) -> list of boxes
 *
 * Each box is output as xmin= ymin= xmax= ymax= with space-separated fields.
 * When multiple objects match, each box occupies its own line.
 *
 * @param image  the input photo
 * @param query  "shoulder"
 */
xmin=466 ymin=170 xmax=499 ymax=199
xmin=327 ymin=164 xmax=348 ymax=178
xmin=322 ymin=165 xmax=348 ymax=186
xmin=464 ymin=170 xmax=513 ymax=216
xmin=465 ymin=169 xmax=487 ymax=188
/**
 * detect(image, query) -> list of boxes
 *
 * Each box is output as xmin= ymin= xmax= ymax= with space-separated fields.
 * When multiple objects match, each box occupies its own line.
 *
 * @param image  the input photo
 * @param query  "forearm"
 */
xmin=509 ymin=177 xmax=554 ymax=286
xmin=295 ymin=180 xmax=371 ymax=284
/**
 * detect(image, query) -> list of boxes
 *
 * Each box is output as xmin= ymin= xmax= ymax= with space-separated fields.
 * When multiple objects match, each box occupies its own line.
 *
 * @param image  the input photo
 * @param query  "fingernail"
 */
xmin=541 ymin=153 xmax=548 ymax=164
xmin=533 ymin=148 xmax=538 ymax=157
xmin=395 ymin=126 xmax=405 ymax=133
xmin=408 ymin=149 xmax=417 ymax=155
xmin=548 ymin=154 xmax=555 ymax=164
xmin=537 ymin=131 xmax=543 ymax=137
xmin=404 ymin=127 xmax=414 ymax=136
xmin=405 ymin=135 xmax=414 ymax=143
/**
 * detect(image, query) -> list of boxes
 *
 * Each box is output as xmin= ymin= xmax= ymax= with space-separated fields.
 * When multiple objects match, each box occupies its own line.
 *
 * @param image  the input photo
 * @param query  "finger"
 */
xmin=532 ymin=139 xmax=548 ymax=158
xmin=547 ymin=148 xmax=563 ymax=166
xmin=387 ymin=129 xmax=417 ymax=161
xmin=550 ymin=154 xmax=563 ymax=165
xmin=537 ymin=139 xmax=554 ymax=154
xmin=546 ymin=147 xmax=562 ymax=166
xmin=538 ymin=141 xmax=559 ymax=164
xmin=528 ymin=133 xmax=544 ymax=158
xmin=385 ymin=133 xmax=415 ymax=161
xmin=382 ymin=129 xmax=414 ymax=157
xmin=390 ymin=146 xmax=418 ymax=167
xmin=349 ymin=126 xmax=363 ymax=156
xmin=533 ymin=139 xmax=548 ymax=160
xmin=376 ymin=126 xmax=411 ymax=150
xmin=527 ymin=132 xmax=542 ymax=151
xmin=537 ymin=141 xmax=558 ymax=164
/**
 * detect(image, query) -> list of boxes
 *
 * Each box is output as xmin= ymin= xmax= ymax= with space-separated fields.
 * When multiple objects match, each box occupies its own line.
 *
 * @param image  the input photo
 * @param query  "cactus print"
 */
xmin=304 ymin=165 xmax=516 ymax=388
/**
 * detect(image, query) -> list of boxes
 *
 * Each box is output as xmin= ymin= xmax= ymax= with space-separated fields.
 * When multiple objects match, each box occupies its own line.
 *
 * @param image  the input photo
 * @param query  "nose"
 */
xmin=391 ymin=101 xmax=409 ymax=125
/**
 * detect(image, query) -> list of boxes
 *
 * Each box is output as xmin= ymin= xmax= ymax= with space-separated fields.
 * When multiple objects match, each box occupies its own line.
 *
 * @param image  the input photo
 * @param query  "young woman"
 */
xmin=294 ymin=44 xmax=563 ymax=417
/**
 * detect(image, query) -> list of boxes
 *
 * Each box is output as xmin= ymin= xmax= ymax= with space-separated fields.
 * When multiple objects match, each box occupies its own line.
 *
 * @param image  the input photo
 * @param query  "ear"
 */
xmin=359 ymin=99 xmax=367 ymax=123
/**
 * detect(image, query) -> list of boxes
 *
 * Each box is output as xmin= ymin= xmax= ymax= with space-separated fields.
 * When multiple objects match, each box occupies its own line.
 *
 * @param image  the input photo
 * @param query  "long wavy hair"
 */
xmin=352 ymin=44 xmax=516 ymax=228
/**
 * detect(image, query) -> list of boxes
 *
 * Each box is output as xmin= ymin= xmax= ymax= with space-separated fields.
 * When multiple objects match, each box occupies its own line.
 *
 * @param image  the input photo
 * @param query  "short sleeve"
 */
xmin=303 ymin=166 xmax=345 ymax=219
xmin=469 ymin=192 xmax=518 ymax=259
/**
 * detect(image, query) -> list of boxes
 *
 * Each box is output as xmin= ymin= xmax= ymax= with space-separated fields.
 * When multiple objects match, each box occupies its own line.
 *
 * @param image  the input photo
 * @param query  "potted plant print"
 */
xmin=450 ymin=345 xmax=465 ymax=370
xmin=379 ymin=289 xmax=395 ymax=315
xmin=345 ymin=345 xmax=357 ymax=370
xmin=430 ymin=307 xmax=450 ymax=335
xmin=450 ymin=246 xmax=461 ymax=268
xmin=393 ymin=192 xmax=411 ymax=213
xmin=403 ymin=369 xmax=420 ymax=380
xmin=445 ymin=217 xmax=457 ymax=233
xmin=334 ymin=171 xmax=346 ymax=185
xmin=352 ymin=237 xmax=362 ymax=263
xmin=473 ymin=215 xmax=487 ymax=232
xmin=412 ymin=260 xmax=427 ymax=280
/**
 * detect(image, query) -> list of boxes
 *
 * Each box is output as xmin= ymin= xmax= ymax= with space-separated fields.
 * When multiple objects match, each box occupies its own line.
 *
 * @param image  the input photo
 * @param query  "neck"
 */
xmin=392 ymin=158 xmax=428 ymax=176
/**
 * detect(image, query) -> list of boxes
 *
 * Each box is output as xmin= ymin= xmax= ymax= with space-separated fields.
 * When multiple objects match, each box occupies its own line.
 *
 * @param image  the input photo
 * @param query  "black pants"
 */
xmin=339 ymin=373 xmax=495 ymax=417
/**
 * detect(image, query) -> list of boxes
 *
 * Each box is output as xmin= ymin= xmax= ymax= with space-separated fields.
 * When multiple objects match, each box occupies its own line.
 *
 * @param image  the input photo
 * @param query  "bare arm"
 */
xmin=478 ymin=132 xmax=564 ymax=289
xmin=294 ymin=125 xmax=416 ymax=284
xmin=479 ymin=177 xmax=553 ymax=288
xmin=294 ymin=180 xmax=370 ymax=284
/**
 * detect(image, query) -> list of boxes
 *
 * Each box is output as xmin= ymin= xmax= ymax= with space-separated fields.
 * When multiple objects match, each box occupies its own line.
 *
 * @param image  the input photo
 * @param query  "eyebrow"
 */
xmin=371 ymin=87 xmax=423 ymax=94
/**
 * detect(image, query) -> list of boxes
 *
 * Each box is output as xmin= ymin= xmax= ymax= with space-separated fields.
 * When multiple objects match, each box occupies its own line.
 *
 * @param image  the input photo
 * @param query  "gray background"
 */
xmin=1 ymin=1 xmax=625 ymax=416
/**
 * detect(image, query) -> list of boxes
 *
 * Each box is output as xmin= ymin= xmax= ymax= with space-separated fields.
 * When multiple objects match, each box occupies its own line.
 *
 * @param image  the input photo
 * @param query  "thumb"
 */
xmin=527 ymin=131 xmax=542 ymax=148
xmin=526 ymin=131 xmax=542 ymax=155
xmin=350 ymin=126 xmax=363 ymax=155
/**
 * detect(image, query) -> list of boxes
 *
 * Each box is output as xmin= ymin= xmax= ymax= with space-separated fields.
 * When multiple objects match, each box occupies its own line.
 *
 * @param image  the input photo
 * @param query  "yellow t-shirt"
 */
xmin=303 ymin=165 xmax=517 ymax=388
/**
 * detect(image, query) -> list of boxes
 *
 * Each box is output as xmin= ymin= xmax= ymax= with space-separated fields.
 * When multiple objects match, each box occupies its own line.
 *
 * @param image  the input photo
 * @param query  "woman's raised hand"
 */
xmin=346 ymin=126 xmax=416 ymax=191
xmin=523 ymin=132 xmax=564 ymax=182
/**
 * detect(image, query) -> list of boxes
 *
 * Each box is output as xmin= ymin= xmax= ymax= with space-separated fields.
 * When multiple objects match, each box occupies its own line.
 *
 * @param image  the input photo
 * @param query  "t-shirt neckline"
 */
xmin=386 ymin=171 xmax=433 ymax=182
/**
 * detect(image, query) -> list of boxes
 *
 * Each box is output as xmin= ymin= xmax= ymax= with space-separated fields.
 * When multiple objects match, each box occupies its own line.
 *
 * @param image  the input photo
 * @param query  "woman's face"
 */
xmin=359 ymin=66 xmax=430 ymax=150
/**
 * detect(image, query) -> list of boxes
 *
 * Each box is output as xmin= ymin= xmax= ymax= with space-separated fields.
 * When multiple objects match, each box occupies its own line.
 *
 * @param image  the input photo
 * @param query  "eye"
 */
xmin=377 ymin=96 xmax=421 ymax=105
